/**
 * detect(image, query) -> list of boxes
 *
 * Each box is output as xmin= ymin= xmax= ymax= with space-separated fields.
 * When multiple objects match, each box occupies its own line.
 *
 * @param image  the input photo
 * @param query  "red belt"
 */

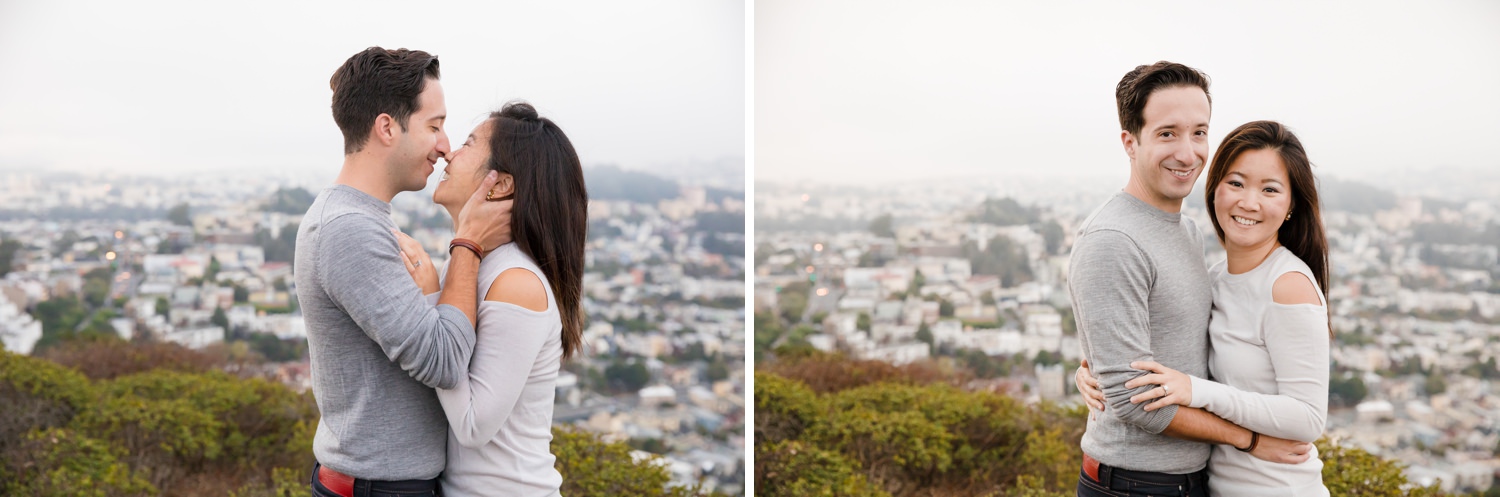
xmin=1083 ymin=452 xmax=1102 ymax=482
xmin=317 ymin=465 xmax=356 ymax=497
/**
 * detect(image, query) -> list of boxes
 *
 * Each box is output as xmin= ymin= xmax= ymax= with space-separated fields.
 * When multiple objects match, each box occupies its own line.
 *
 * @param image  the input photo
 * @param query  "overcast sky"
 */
xmin=756 ymin=1 xmax=1500 ymax=186
xmin=0 ymin=0 xmax=743 ymax=179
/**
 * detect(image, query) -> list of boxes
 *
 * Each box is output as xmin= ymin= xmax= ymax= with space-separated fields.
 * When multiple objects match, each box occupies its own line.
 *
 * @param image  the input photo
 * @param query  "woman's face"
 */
xmin=1213 ymin=147 xmax=1293 ymax=252
xmin=433 ymin=120 xmax=495 ymax=210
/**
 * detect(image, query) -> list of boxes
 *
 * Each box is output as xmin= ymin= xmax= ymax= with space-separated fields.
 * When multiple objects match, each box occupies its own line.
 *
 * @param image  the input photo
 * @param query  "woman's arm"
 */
xmin=434 ymin=267 xmax=554 ymax=449
xmin=1186 ymin=272 xmax=1329 ymax=442
xmin=1128 ymin=272 xmax=1329 ymax=442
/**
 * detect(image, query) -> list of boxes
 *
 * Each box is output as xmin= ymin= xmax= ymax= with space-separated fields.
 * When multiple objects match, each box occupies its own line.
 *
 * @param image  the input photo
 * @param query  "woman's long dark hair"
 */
xmin=1204 ymin=121 xmax=1330 ymax=331
xmin=485 ymin=101 xmax=587 ymax=359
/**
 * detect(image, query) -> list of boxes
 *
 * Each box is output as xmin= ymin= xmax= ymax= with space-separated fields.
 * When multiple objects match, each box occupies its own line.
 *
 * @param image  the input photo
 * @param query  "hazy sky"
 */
xmin=757 ymin=1 xmax=1500 ymax=186
xmin=0 ymin=0 xmax=743 ymax=177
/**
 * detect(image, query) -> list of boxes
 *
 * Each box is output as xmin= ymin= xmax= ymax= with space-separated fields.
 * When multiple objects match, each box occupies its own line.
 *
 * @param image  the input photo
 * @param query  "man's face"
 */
xmin=391 ymin=77 xmax=450 ymax=192
xmin=1122 ymin=85 xmax=1210 ymax=212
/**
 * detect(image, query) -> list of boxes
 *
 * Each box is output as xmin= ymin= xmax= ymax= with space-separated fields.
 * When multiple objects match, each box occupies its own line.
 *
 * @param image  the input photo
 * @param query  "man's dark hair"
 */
xmin=1115 ymin=61 xmax=1211 ymax=138
xmin=329 ymin=47 xmax=441 ymax=155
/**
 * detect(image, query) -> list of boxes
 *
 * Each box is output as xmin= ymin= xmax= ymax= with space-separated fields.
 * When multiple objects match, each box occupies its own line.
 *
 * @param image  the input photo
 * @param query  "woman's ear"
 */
xmin=490 ymin=172 xmax=516 ymax=198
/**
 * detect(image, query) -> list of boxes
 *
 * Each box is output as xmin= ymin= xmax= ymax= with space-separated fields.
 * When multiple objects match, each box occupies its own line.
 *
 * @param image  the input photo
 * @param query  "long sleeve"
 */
xmin=318 ymin=214 xmax=476 ymax=389
xmin=1072 ymin=229 xmax=1179 ymax=433
xmin=1189 ymin=303 xmax=1329 ymax=442
xmin=435 ymin=301 xmax=554 ymax=449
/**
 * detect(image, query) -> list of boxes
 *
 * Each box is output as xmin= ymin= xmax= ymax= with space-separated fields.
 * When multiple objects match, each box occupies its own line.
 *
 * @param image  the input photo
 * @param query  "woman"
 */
xmin=396 ymin=101 xmax=587 ymax=496
xmin=1077 ymin=120 xmax=1331 ymax=496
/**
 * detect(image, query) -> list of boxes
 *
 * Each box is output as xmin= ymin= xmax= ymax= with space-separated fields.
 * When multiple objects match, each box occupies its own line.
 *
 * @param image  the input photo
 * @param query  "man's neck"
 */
xmin=1122 ymin=180 xmax=1182 ymax=214
xmin=335 ymin=154 xmax=397 ymax=203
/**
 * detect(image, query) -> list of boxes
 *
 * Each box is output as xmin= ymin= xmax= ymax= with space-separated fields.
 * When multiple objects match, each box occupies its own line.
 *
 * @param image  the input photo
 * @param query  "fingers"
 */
xmin=467 ymin=171 xmax=499 ymax=204
xmin=1130 ymin=360 xmax=1164 ymax=373
xmin=1124 ymin=373 xmax=1162 ymax=390
xmin=398 ymin=246 xmax=416 ymax=272
xmin=1129 ymin=385 xmax=1169 ymax=405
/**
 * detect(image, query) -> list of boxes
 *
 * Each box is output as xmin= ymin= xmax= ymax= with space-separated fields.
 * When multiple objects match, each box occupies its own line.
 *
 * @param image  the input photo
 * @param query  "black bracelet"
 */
xmin=1237 ymin=431 xmax=1260 ymax=452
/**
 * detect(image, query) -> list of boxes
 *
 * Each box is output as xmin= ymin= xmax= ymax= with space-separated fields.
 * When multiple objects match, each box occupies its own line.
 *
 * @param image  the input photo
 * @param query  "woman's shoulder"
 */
xmin=1267 ymin=247 xmax=1323 ymax=306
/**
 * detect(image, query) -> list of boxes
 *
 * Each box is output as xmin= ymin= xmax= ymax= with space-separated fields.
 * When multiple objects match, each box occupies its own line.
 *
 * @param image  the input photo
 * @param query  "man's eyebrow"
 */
xmin=428 ymin=114 xmax=446 ymax=123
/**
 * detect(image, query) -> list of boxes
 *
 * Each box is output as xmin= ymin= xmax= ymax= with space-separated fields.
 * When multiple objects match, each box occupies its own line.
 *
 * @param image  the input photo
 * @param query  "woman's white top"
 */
xmin=432 ymin=243 xmax=564 ymax=496
xmin=1189 ymin=246 xmax=1330 ymax=497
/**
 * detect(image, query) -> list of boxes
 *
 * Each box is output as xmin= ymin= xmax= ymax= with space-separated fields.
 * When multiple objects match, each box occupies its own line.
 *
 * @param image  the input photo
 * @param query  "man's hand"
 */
xmin=1249 ymin=433 xmax=1314 ymax=465
xmin=455 ymin=171 xmax=514 ymax=250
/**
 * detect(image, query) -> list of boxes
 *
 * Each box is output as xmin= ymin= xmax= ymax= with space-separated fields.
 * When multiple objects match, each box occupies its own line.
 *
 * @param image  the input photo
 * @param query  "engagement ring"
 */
xmin=1162 ymin=385 xmax=1170 ymax=395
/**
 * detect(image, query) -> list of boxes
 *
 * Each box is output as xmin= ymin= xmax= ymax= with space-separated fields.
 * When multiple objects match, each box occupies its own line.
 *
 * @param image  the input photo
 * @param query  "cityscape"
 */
xmin=0 ymin=166 xmax=746 ymax=495
xmin=754 ymin=170 xmax=1500 ymax=495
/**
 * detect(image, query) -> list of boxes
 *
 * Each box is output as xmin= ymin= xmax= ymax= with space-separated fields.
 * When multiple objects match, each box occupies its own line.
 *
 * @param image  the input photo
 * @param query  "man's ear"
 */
xmin=371 ymin=113 xmax=398 ymax=147
xmin=1120 ymin=130 xmax=1136 ymax=161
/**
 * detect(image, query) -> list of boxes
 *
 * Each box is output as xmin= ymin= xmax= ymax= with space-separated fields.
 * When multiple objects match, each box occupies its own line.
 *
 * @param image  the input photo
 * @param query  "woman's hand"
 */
xmin=1124 ymin=360 xmax=1193 ymax=411
xmin=394 ymin=229 xmax=439 ymax=294
xmin=1075 ymin=359 xmax=1106 ymax=416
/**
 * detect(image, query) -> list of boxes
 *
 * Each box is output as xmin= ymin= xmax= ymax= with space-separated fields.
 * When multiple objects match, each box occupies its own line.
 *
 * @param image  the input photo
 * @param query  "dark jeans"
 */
xmin=1077 ymin=468 xmax=1208 ymax=497
xmin=310 ymin=462 xmax=441 ymax=497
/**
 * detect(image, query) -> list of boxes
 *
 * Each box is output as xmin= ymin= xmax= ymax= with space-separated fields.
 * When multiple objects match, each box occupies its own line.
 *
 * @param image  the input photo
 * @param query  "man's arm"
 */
xmin=1071 ymin=229 xmax=1180 ymax=432
xmin=442 ymin=170 xmax=513 ymax=325
xmin=320 ymin=214 xmax=476 ymax=390
xmin=1161 ymin=406 xmax=1252 ymax=446
xmin=1164 ymin=407 xmax=1313 ymax=464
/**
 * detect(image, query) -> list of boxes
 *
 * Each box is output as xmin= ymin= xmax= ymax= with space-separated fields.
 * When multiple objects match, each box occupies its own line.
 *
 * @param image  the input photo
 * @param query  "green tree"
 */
xmin=205 ymin=256 xmax=221 ymax=283
xmin=856 ymin=312 xmax=871 ymax=332
xmin=1329 ymin=373 xmax=1368 ymax=406
xmin=211 ymin=307 xmax=229 ymax=331
xmin=1036 ymin=219 xmax=1065 ymax=256
xmin=915 ymin=323 xmax=933 ymax=348
xmin=907 ymin=270 xmax=925 ymax=295
xmin=1424 ymin=372 xmax=1447 ymax=395
xmin=938 ymin=299 xmax=954 ymax=318
xmin=869 ymin=213 xmax=895 ymax=238
xmin=706 ymin=357 xmax=730 ymax=382
xmin=82 ymin=267 xmax=114 ymax=308
xmin=155 ymin=297 xmax=170 ymax=318
xmin=1318 ymin=438 xmax=1440 ymax=496
xmin=604 ymin=359 xmax=650 ymax=393
xmin=167 ymin=203 xmax=192 ymax=226
xmin=0 ymin=238 xmax=21 ymax=276
xmin=552 ymin=427 xmax=713 ymax=496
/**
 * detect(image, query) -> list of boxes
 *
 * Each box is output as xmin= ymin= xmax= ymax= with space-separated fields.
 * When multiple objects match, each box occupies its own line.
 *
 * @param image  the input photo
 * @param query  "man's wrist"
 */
xmin=1236 ymin=430 xmax=1260 ymax=452
xmin=449 ymin=238 xmax=484 ymax=260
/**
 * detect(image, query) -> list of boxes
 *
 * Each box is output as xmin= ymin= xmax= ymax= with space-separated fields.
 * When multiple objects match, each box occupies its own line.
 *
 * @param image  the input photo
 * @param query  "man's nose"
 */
xmin=436 ymin=131 xmax=451 ymax=157
xmin=1174 ymin=140 xmax=1199 ymax=168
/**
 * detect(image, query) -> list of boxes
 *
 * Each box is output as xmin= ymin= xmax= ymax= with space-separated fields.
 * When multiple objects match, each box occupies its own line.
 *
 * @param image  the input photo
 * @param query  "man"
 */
xmin=296 ymin=47 xmax=512 ymax=497
xmin=1069 ymin=61 xmax=1309 ymax=497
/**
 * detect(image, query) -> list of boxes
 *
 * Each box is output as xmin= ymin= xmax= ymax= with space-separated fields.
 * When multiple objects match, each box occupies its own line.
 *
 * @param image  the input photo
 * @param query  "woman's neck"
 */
xmin=1225 ymin=237 xmax=1280 ymax=275
xmin=443 ymin=204 xmax=462 ymax=234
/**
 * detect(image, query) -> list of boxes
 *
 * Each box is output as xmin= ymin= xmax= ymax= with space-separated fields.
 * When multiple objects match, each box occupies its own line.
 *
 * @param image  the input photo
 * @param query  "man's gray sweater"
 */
xmin=295 ymin=185 xmax=475 ymax=480
xmin=1070 ymin=191 xmax=1214 ymax=474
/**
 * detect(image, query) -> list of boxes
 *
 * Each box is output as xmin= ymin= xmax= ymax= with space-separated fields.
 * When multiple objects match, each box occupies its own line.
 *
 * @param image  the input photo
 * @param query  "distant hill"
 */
xmin=1320 ymin=177 xmax=1398 ymax=214
xmin=585 ymin=165 xmax=681 ymax=204
xmin=265 ymin=187 xmax=316 ymax=214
